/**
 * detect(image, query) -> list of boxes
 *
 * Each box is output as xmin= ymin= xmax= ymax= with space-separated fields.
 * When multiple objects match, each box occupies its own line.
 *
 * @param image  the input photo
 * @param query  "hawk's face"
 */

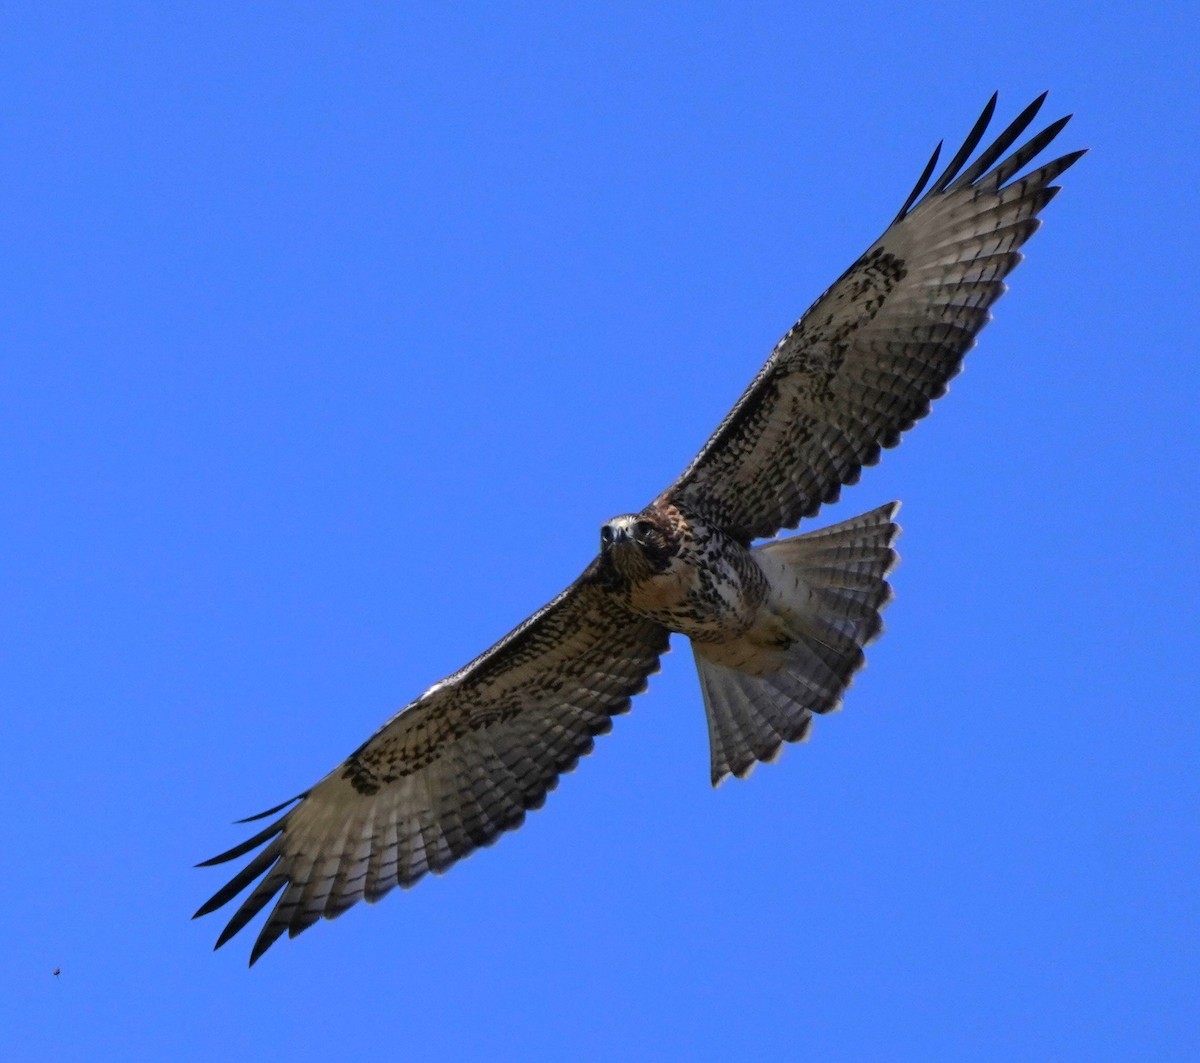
xmin=599 ymin=511 xmax=678 ymax=581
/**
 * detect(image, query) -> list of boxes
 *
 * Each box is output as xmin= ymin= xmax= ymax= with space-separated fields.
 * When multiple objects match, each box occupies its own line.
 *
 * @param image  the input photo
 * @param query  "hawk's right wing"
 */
xmin=195 ymin=568 xmax=669 ymax=964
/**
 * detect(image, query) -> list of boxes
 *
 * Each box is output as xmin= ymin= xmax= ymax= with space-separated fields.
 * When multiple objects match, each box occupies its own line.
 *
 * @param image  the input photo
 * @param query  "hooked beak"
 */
xmin=601 ymin=523 xmax=631 ymax=549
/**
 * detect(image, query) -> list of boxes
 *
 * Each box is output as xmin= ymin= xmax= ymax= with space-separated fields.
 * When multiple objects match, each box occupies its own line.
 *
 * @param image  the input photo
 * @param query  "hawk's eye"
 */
xmin=600 ymin=524 xmax=615 ymax=545
xmin=634 ymin=520 xmax=655 ymax=539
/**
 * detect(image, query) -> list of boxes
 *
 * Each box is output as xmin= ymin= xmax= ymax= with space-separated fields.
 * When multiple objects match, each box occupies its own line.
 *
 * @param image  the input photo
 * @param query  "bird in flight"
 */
xmin=197 ymin=94 xmax=1083 ymax=964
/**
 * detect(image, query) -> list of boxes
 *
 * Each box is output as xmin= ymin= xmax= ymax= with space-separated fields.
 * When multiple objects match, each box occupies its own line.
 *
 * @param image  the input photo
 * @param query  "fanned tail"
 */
xmin=693 ymin=502 xmax=900 ymax=785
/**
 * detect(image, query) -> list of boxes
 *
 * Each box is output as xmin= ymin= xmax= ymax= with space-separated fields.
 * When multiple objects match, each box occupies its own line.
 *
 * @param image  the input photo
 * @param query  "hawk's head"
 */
xmin=599 ymin=509 xmax=679 ymax=581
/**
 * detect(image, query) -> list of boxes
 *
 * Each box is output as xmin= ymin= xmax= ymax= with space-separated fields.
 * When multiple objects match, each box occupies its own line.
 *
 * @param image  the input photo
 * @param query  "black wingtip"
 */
xmin=1044 ymin=147 xmax=1089 ymax=183
xmin=1022 ymin=91 xmax=1050 ymax=122
xmin=929 ymin=93 xmax=999 ymax=196
xmin=938 ymin=92 xmax=1069 ymax=194
xmin=1010 ymin=92 xmax=1049 ymax=136
xmin=1039 ymin=113 xmax=1073 ymax=141
xmin=893 ymin=139 xmax=943 ymax=224
xmin=196 ymin=811 xmax=291 ymax=868
xmin=193 ymin=897 xmax=219 ymax=919
xmin=215 ymin=921 xmax=242 ymax=952
xmin=896 ymin=92 xmax=1004 ymax=222
xmin=249 ymin=921 xmax=289 ymax=966
xmin=234 ymin=794 xmax=304 ymax=824
xmin=979 ymin=91 xmax=1000 ymax=130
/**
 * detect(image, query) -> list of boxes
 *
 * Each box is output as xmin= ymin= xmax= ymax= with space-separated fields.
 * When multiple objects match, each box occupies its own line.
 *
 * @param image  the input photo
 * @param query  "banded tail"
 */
xmin=692 ymin=502 xmax=900 ymax=785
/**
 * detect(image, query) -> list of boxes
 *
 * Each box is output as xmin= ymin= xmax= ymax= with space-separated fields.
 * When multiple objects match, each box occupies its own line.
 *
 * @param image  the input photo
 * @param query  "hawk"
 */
xmin=197 ymin=94 xmax=1083 ymax=963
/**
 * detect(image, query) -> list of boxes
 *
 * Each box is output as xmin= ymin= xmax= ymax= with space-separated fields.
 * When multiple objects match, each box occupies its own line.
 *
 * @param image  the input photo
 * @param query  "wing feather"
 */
xmin=662 ymin=96 xmax=1084 ymax=541
xmin=195 ymin=571 xmax=669 ymax=964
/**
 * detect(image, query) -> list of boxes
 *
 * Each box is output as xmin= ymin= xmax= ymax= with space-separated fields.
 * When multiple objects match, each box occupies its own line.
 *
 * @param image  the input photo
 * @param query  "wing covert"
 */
xmin=195 ymin=569 xmax=669 ymax=964
xmin=662 ymin=94 xmax=1085 ymax=542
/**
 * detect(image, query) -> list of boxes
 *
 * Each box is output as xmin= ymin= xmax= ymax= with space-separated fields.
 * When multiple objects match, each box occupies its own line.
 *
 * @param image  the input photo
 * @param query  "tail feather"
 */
xmin=696 ymin=659 xmax=814 ymax=779
xmin=694 ymin=502 xmax=900 ymax=785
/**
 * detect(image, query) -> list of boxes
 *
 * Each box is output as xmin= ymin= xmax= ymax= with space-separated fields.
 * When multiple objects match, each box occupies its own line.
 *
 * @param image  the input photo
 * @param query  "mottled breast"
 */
xmin=621 ymin=503 xmax=768 ymax=643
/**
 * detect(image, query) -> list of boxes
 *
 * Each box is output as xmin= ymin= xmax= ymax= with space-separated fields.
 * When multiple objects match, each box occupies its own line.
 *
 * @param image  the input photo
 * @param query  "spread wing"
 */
xmin=195 ymin=570 xmax=669 ymax=964
xmin=662 ymin=94 xmax=1085 ymax=542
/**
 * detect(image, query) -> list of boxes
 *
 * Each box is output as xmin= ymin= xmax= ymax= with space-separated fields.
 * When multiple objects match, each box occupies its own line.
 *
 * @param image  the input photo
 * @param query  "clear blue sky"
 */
xmin=4 ymin=3 xmax=1196 ymax=1060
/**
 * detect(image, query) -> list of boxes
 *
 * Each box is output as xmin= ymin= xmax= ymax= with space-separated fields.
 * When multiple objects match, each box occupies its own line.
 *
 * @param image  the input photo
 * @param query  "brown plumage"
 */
xmin=197 ymin=94 xmax=1083 ymax=964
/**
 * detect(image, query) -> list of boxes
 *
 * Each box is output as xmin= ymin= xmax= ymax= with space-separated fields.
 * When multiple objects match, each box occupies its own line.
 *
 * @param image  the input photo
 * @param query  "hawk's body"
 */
xmin=197 ymin=95 xmax=1084 ymax=964
xmin=600 ymin=502 xmax=767 ymax=643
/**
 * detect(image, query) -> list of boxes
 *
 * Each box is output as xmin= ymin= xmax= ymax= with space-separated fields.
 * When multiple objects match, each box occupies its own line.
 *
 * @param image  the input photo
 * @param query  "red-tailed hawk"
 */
xmin=197 ymin=94 xmax=1083 ymax=964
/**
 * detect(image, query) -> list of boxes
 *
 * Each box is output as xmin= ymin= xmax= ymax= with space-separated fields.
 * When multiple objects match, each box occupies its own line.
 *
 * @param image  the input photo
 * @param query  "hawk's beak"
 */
xmin=601 ymin=523 xmax=631 ymax=550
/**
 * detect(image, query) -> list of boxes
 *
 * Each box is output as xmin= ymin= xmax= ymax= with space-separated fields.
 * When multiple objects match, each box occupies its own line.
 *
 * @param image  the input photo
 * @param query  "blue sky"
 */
xmin=4 ymin=3 xmax=1197 ymax=1060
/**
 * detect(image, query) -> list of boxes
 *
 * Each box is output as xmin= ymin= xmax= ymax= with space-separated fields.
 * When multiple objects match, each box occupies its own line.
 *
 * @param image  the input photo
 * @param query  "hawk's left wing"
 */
xmin=195 ymin=570 xmax=669 ymax=964
xmin=661 ymin=94 xmax=1084 ymax=543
